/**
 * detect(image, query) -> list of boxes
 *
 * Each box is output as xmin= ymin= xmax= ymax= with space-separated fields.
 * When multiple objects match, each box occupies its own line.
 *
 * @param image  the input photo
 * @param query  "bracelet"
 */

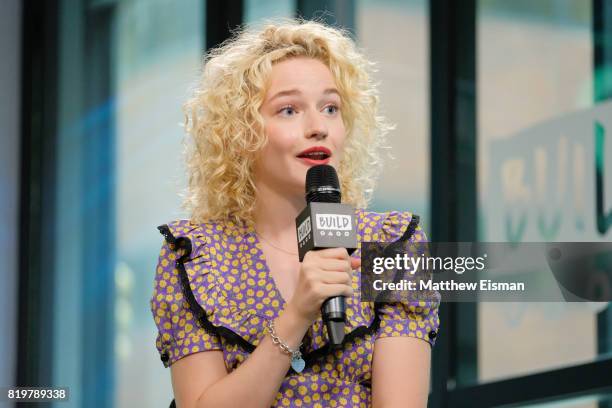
xmin=265 ymin=318 xmax=306 ymax=373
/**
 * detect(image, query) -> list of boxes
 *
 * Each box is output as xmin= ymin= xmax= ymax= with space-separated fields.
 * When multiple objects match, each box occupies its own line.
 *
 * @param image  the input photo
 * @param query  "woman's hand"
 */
xmin=286 ymin=248 xmax=361 ymax=323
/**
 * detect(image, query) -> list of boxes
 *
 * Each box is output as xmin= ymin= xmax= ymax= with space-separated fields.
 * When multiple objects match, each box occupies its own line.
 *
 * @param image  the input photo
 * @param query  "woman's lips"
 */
xmin=297 ymin=156 xmax=331 ymax=166
xmin=296 ymin=146 xmax=332 ymax=166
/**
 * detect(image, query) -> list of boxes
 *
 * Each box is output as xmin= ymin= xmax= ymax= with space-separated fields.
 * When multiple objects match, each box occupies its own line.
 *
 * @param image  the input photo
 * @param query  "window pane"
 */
xmin=244 ymin=0 xmax=295 ymax=25
xmin=477 ymin=0 xmax=612 ymax=384
xmin=114 ymin=0 xmax=204 ymax=406
xmin=516 ymin=394 xmax=612 ymax=408
xmin=357 ymin=0 xmax=430 ymax=227
xmin=0 ymin=0 xmax=20 ymax=393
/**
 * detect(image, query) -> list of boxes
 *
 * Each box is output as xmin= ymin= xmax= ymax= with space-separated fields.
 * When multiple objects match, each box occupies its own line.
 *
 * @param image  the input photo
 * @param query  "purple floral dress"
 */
xmin=150 ymin=209 xmax=440 ymax=408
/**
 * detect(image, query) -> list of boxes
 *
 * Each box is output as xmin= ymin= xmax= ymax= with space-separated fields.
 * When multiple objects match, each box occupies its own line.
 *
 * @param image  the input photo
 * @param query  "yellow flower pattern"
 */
xmin=150 ymin=209 xmax=440 ymax=407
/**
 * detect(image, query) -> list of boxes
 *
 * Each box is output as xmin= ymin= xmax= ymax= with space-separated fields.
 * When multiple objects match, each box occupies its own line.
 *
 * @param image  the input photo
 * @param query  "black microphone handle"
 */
xmin=318 ymin=246 xmax=355 ymax=349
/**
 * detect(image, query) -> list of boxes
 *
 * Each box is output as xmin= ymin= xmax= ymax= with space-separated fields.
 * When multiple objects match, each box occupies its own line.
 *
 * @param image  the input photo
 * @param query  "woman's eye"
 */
xmin=279 ymin=106 xmax=296 ymax=116
xmin=324 ymin=105 xmax=339 ymax=115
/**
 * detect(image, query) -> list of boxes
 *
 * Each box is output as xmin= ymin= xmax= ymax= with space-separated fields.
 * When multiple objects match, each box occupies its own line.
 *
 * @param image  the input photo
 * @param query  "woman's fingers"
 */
xmin=319 ymin=258 xmax=351 ymax=272
xmin=320 ymin=270 xmax=352 ymax=285
xmin=320 ymin=283 xmax=354 ymax=298
xmin=317 ymin=247 xmax=350 ymax=260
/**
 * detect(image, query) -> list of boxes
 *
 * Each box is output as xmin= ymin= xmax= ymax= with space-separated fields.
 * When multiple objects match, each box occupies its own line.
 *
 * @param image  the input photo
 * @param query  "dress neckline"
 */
xmin=240 ymin=207 xmax=366 ymax=318
xmin=245 ymin=224 xmax=289 ymax=315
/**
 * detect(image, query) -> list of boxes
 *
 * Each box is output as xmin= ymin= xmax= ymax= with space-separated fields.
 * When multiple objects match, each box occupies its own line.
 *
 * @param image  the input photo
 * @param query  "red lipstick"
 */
xmin=296 ymin=146 xmax=332 ymax=166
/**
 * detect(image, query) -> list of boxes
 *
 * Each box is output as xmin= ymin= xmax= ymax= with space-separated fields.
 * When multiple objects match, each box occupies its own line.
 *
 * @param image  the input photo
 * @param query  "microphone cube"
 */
xmin=296 ymin=202 xmax=357 ymax=261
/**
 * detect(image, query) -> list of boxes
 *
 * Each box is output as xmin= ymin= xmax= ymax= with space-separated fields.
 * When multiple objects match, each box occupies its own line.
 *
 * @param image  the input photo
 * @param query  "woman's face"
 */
xmin=255 ymin=56 xmax=346 ymax=199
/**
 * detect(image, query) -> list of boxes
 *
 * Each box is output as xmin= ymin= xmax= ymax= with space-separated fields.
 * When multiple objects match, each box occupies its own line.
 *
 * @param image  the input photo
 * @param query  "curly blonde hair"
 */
xmin=182 ymin=18 xmax=392 ymax=224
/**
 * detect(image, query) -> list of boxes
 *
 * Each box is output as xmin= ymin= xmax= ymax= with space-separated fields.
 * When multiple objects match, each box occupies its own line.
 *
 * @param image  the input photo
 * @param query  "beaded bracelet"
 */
xmin=265 ymin=318 xmax=306 ymax=373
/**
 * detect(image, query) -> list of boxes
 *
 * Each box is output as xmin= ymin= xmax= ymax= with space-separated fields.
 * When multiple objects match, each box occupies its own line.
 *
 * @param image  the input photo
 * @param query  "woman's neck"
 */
xmin=253 ymin=182 xmax=305 ymax=243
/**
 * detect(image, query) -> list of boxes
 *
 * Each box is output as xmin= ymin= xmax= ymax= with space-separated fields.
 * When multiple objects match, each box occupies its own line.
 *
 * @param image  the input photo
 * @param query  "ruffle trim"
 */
xmin=158 ymin=222 xmax=261 ymax=354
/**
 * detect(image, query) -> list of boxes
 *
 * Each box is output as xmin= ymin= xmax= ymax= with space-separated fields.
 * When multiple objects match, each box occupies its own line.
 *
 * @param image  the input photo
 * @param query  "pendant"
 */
xmin=291 ymin=356 xmax=306 ymax=373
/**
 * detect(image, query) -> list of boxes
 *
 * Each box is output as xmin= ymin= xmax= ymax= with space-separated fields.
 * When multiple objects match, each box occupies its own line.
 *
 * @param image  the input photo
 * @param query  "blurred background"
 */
xmin=2 ymin=0 xmax=612 ymax=407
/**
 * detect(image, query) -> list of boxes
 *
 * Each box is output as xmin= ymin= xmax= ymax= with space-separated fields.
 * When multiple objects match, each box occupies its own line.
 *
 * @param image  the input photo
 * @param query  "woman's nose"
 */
xmin=304 ymin=110 xmax=328 ymax=140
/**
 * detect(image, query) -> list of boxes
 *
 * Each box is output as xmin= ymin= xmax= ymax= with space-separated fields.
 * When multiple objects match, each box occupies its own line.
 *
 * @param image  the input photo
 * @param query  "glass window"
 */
xmin=356 ymin=0 xmax=430 ymax=227
xmin=244 ymin=0 xmax=295 ymax=25
xmin=113 ymin=0 xmax=205 ymax=406
xmin=477 ymin=0 xmax=612 ymax=384
xmin=516 ymin=394 xmax=612 ymax=408
xmin=0 ymin=0 xmax=21 ymax=393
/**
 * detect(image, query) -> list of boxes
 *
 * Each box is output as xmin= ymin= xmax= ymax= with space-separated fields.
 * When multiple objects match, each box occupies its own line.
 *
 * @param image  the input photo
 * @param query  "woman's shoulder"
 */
xmin=152 ymin=218 xmax=266 ymax=363
xmin=157 ymin=218 xmax=251 ymax=255
xmin=355 ymin=208 xmax=425 ymax=242
xmin=157 ymin=218 xmax=229 ymax=241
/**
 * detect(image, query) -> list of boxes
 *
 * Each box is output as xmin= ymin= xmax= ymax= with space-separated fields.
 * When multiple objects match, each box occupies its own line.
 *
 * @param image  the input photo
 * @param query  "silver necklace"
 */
xmin=255 ymin=231 xmax=298 ymax=256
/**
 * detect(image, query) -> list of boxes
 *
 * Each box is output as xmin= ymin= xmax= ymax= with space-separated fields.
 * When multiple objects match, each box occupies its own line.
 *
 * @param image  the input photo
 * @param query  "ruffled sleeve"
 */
xmin=150 ymin=221 xmax=222 ymax=368
xmin=373 ymin=211 xmax=441 ymax=347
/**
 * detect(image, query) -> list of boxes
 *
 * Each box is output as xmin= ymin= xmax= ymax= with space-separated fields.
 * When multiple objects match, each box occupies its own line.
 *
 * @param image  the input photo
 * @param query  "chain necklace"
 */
xmin=256 ymin=230 xmax=299 ymax=256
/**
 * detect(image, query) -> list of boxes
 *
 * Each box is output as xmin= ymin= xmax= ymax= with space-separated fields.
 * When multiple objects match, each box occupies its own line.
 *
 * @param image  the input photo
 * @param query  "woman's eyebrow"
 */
xmin=322 ymin=88 xmax=340 ymax=98
xmin=267 ymin=88 xmax=340 ymax=103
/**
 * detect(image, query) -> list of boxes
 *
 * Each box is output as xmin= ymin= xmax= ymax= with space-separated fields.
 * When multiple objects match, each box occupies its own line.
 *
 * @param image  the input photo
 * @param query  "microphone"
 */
xmin=295 ymin=165 xmax=357 ymax=348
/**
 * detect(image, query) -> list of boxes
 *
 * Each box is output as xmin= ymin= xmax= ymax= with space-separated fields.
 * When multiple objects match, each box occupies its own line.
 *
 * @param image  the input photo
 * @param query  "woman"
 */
xmin=151 ymin=19 xmax=440 ymax=408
